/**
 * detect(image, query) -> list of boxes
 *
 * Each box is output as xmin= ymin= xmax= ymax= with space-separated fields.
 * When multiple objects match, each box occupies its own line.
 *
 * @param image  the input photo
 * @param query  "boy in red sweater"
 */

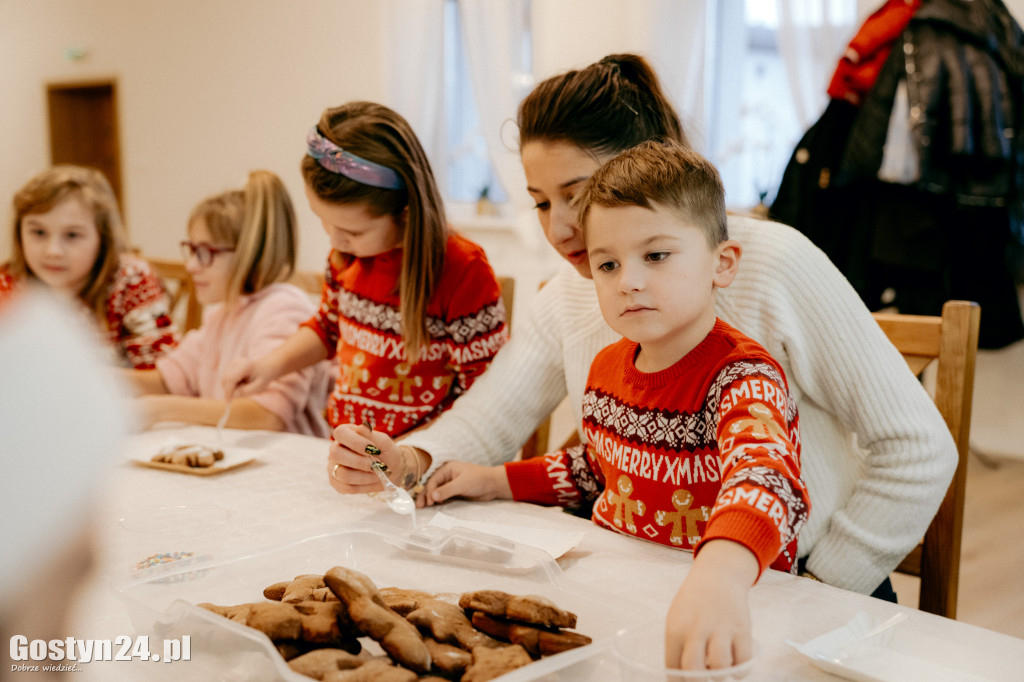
xmin=422 ymin=140 xmax=810 ymax=672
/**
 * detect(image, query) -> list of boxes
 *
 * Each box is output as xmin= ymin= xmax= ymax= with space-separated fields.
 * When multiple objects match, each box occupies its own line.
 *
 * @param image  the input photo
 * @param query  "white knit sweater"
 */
xmin=404 ymin=214 xmax=957 ymax=594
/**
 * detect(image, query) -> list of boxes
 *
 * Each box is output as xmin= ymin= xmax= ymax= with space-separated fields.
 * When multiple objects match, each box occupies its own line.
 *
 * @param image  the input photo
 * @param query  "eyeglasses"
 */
xmin=180 ymin=240 xmax=235 ymax=267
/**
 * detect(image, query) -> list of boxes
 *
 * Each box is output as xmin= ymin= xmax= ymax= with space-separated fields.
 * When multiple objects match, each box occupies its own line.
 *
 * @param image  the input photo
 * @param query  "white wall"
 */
xmin=0 ymin=0 xmax=386 ymax=270
xmin=3 ymin=0 xmax=1023 ymax=271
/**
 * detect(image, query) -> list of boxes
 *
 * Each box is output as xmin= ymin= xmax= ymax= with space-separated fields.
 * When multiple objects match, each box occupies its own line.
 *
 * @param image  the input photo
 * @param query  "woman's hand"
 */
xmin=420 ymin=461 xmax=512 ymax=507
xmin=327 ymin=423 xmax=404 ymax=495
xmin=665 ymin=539 xmax=758 ymax=670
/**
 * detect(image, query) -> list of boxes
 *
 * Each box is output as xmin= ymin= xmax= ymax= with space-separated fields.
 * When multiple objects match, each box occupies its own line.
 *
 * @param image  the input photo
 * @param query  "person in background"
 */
xmin=1 ymin=165 xmax=178 ymax=368
xmin=123 ymin=170 xmax=331 ymax=437
xmin=0 ymin=289 xmax=130 ymax=682
xmin=421 ymin=140 xmax=810 ymax=671
xmin=223 ymin=102 xmax=507 ymax=486
xmin=329 ymin=55 xmax=956 ymax=605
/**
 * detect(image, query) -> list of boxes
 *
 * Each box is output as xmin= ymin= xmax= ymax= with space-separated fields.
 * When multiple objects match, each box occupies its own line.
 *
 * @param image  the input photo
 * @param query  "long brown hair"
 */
xmin=302 ymin=101 xmax=447 ymax=363
xmin=518 ymin=53 xmax=687 ymax=156
xmin=9 ymin=165 xmax=126 ymax=320
xmin=188 ymin=170 xmax=297 ymax=307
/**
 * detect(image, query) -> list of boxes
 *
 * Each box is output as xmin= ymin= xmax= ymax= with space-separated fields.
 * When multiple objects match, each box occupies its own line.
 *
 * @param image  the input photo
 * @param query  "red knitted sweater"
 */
xmin=506 ymin=319 xmax=810 ymax=575
xmin=0 ymin=254 xmax=177 ymax=369
xmin=302 ymin=233 xmax=507 ymax=436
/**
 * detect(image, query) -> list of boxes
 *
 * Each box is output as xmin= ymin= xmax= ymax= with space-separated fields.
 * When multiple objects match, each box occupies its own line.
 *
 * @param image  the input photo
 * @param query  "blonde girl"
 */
xmin=1 ymin=165 xmax=178 ymax=368
xmin=224 ymin=102 xmax=507 ymax=451
xmin=125 ymin=170 xmax=331 ymax=436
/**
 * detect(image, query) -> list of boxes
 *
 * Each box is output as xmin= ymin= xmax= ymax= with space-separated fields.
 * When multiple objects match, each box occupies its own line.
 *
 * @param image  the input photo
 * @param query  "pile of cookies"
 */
xmin=151 ymin=443 xmax=224 ymax=468
xmin=198 ymin=565 xmax=592 ymax=681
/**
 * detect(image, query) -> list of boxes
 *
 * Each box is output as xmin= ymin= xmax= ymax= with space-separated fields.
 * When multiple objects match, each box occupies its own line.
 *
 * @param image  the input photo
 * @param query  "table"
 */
xmin=61 ymin=426 xmax=1023 ymax=681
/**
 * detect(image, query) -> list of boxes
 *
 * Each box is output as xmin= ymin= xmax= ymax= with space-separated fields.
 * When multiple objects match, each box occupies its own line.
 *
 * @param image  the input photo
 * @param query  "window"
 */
xmin=707 ymin=0 xmax=856 ymax=209
xmin=443 ymin=1 xmax=532 ymax=206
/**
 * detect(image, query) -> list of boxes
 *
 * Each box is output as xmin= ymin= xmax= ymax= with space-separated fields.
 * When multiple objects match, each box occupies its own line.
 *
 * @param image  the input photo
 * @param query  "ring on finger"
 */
xmin=331 ymin=463 xmax=342 ymax=480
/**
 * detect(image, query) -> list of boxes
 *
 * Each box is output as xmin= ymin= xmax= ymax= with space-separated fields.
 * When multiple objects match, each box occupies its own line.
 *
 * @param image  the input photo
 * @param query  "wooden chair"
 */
xmin=289 ymin=269 xmax=325 ymax=298
xmin=497 ymin=275 xmax=514 ymax=329
xmin=874 ymin=300 xmax=980 ymax=619
xmin=148 ymin=257 xmax=202 ymax=332
xmin=147 ymin=257 xmax=328 ymax=333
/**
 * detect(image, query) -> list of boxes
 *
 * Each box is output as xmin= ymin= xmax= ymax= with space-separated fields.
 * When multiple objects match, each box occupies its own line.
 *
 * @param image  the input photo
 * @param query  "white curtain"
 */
xmin=379 ymin=0 xmax=449 ymax=193
xmin=776 ymin=0 xmax=857 ymax=129
xmin=457 ymin=0 xmax=532 ymax=214
xmin=638 ymin=0 xmax=710 ymax=150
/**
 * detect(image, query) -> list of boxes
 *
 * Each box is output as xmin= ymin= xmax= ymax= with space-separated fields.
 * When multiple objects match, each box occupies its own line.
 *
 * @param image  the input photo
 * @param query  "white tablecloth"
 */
xmin=59 ymin=426 xmax=1023 ymax=681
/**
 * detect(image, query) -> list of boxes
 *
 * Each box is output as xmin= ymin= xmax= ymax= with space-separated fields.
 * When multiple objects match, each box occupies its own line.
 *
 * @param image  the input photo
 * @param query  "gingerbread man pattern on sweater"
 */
xmin=302 ymin=233 xmax=508 ymax=437
xmin=505 ymin=319 xmax=810 ymax=574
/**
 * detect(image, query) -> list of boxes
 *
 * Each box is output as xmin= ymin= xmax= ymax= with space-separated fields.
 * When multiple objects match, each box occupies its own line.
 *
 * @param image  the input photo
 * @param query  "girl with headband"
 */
xmin=224 ymin=102 xmax=507 ymax=477
xmin=1 ymin=165 xmax=178 ymax=368
xmin=124 ymin=170 xmax=332 ymax=436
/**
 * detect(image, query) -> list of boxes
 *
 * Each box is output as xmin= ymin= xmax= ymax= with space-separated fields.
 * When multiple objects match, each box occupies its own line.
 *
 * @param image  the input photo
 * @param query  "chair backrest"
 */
xmin=497 ymin=275 xmax=514 ymax=329
xmin=146 ymin=257 xmax=329 ymax=333
xmin=148 ymin=257 xmax=202 ymax=332
xmin=873 ymin=300 xmax=980 ymax=619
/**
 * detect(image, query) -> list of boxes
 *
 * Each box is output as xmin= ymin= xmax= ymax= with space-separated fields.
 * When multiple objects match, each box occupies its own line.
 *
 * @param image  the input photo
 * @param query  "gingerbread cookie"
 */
xmin=423 ymin=638 xmax=472 ymax=679
xmin=458 ymin=590 xmax=577 ymax=629
xmin=321 ymin=658 xmax=417 ymax=682
xmin=199 ymin=602 xmax=252 ymax=624
xmin=469 ymin=612 xmax=592 ymax=658
xmin=151 ymin=443 xmax=224 ymax=467
xmin=378 ymin=587 xmax=437 ymax=616
xmin=200 ymin=600 xmax=360 ymax=652
xmin=406 ymin=599 xmax=500 ymax=651
xmin=287 ymin=647 xmax=364 ymax=679
xmin=324 ymin=566 xmax=431 ymax=674
xmin=461 ymin=644 xmax=532 ymax=682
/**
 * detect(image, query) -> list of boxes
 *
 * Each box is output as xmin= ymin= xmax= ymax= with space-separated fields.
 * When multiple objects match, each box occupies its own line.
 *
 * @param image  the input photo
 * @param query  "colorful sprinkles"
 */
xmin=133 ymin=551 xmax=195 ymax=572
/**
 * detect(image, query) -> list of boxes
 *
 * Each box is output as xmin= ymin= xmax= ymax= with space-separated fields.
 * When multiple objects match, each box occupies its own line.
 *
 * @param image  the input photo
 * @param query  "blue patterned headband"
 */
xmin=306 ymin=127 xmax=405 ymax=190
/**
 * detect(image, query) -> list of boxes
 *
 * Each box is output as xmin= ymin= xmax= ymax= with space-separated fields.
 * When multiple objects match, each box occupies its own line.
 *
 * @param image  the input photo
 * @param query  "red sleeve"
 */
xmin=696 ymin=363 xmax=810 ymax=575
xmin=504 ymin=444 xmax=602 ymax=510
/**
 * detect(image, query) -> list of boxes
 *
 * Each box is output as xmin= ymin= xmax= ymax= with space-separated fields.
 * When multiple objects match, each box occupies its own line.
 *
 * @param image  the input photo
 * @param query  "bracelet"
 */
xmin=397 ymin=445 xmax=424 ymax=495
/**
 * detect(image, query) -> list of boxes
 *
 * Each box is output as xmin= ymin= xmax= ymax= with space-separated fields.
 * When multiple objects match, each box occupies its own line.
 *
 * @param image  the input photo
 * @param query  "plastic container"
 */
xmin=116 ymin=521 xmax=649 ymax=681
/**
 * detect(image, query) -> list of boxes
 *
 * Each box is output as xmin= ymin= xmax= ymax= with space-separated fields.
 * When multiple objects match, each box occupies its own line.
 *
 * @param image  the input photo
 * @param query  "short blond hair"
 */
xmin=576 ymin=139 xmax=727 ymax=247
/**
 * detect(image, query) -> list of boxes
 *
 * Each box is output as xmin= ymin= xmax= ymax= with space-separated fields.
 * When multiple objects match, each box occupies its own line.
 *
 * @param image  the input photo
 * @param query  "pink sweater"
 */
xmin=156 ymin=283 xmax=331 ymax=437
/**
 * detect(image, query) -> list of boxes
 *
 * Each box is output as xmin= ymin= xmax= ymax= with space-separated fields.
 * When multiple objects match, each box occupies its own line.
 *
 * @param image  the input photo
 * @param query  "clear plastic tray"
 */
xmin=116 ymin=521 xmax=646 ymax=681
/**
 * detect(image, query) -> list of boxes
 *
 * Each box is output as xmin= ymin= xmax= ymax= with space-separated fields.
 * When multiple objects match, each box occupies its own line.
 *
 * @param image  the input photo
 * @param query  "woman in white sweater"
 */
xmin=329 ymin=54 xmax=957 ymax=598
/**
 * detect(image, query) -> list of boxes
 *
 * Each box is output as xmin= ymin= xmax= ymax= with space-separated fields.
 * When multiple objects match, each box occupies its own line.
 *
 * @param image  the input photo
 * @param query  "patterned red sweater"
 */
xmin=0 ymin=254 xmax=178 ymax=369
xmin=506 ymin=319 xmax=810 ymax=575
xmin=301 ymin=233 xmax=508 ymax=437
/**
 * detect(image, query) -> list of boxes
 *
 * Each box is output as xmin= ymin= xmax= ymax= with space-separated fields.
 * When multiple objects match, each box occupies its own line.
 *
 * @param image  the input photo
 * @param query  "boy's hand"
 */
xmin=421 ymin=461 xmax=512 ymax=507
xmin=665 ymin=539 xmax=758 ymax=670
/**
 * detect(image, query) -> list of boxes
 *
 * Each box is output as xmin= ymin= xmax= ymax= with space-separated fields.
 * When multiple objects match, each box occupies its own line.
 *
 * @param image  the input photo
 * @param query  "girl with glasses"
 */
xmin=1 ymin=165 xmax=178 ymax=368
xmin=123 ymin=170 xmax=331 ymax=436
